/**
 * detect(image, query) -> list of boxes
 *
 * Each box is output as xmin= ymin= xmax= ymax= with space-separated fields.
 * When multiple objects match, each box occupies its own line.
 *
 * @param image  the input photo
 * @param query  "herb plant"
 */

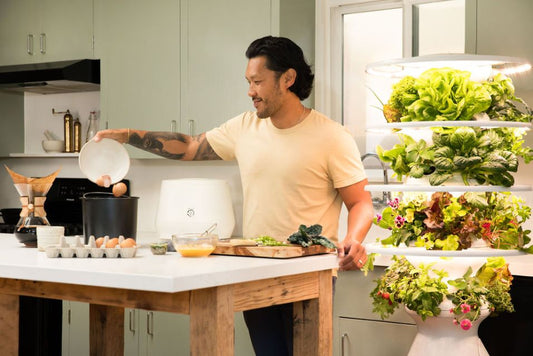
xmin=371 ymin=256 xmax=514 ymax=330
xmin=377 ymin=126 xmax=533 ymax=186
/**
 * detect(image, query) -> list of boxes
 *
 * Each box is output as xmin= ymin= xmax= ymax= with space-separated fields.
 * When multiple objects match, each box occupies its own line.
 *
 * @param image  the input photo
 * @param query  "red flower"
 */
xmin=460 ymin=303 xmax=471 ymax=313
xmin=460 ymin=319 xmax=472 ymax=331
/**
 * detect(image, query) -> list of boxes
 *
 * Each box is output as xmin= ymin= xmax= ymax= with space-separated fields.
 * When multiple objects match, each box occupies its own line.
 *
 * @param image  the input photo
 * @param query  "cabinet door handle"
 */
xmin=128 ymin=309 xmax=136 ymax=333
xmin=27 ymin=34 xmax=34 ymax=55
xmin=341 ymin=333 xmax=348 ymax=356
xmin=40 ymin=33 xmax=46 ymax=54
xmin=188 ymin=119 xmax=195 ymax=136
xmin=147 ymin=311 xmax=154 ymax=336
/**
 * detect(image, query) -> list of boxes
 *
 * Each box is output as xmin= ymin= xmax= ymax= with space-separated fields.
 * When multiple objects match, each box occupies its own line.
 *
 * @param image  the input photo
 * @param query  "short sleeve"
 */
xmin=328 ymin=128 xmax=367 ymax=188
xmin=205 ymin=113 xmax=248 ymax=161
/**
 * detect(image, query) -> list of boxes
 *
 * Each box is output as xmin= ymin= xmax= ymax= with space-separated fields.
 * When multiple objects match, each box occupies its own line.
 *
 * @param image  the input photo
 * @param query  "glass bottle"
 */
xmin=85 ymin=111 xmax=99 ymax=143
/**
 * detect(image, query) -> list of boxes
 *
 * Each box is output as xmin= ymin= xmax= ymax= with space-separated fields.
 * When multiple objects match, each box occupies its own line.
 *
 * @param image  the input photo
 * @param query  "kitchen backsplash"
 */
xmin=24 ymin=91 xmax=100 ymax=153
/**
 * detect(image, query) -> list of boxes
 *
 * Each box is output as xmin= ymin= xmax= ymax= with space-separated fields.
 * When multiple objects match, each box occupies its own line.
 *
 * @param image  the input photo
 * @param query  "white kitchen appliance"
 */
xmin=155 ymin=178 xmax=235 ymax=239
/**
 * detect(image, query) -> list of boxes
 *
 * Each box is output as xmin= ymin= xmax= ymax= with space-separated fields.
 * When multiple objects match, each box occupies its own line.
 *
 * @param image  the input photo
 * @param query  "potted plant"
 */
xmin=370 ymin=256 xmax=513 ymax=330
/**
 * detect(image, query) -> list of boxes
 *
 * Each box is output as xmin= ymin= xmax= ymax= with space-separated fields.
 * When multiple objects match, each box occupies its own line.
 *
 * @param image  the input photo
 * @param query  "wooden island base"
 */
xmin=0 ymin=270 xmax=332 ymax=356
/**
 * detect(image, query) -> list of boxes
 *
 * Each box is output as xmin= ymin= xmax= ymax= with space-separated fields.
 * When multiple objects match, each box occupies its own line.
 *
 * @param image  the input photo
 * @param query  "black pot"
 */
xmin=81 ymin=192 xmax=139 ymax=244
xmin=0 ymin=208 xmax=22 ymax=225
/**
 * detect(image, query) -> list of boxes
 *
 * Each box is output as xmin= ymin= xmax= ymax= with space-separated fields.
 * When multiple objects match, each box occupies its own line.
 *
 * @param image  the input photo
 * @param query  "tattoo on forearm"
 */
xmin=193 ymin=135 xmax=221 ymax=160
xmin=128 ymin=131 xmax=220 ymax=161
xmin=129 ymin=132 xmax=186 ymax=159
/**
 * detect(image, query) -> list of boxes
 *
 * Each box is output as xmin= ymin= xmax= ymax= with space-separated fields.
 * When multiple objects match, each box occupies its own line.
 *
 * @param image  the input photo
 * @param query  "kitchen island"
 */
xmin=0 ymin=234 xmax=338 ymax=356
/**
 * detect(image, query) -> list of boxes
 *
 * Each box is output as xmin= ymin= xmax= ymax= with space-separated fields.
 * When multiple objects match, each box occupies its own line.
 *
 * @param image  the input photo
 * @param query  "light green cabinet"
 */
xmin=62 ymin=302 xmax=254 ymax=355
xmin=0 ymin=0 xmax=94 ymax=66
xmin=333 ymin=268 xmax=417 ymax=356
xmin=94 ymin=0 xmax=181 ymax=159
xmin=179 ymin=0 xmax=273 ymax=136
xmin=95 ymin=0 xmax=314 ymax=159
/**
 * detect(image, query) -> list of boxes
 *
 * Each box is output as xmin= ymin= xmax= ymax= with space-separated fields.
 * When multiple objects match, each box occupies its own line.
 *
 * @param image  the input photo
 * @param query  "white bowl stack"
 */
xmin=36 ymin=226 xmax=65 ymax=251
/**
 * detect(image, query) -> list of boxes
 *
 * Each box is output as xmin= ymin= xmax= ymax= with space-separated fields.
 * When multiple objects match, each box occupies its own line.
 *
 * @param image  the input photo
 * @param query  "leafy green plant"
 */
xmin=382 ymin=68 xmax=532 ymax=123
xmin=374 ymin=192 xmax=532 ymax=252
xmin=371 ymin=256 xmax=514 ymax=329
xmin=377 ymin=126 xmax=533 ymax=186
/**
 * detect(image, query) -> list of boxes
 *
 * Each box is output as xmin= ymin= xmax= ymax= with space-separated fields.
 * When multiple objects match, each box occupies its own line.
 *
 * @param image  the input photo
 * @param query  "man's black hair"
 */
xmin=246 ymin=36 xmax=314 ymax=100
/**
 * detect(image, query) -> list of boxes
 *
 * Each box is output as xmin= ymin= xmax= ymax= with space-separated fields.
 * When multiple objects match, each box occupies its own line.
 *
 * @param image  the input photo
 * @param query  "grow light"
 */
xmin=366 ymin=54 xmax=531 ymax=79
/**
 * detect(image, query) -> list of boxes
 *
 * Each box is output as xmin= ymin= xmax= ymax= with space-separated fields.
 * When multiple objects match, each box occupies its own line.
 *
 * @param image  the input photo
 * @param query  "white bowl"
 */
xmin=79 ymin=138 xmax=130 ymax=184
xmin=42 ymin=140 xmax=65 ymax=153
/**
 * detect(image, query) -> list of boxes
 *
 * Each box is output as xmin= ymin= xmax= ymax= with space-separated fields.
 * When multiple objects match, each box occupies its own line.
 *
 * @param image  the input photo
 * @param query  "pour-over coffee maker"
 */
xmin=5 ymin=166 xmax=60 ymax=247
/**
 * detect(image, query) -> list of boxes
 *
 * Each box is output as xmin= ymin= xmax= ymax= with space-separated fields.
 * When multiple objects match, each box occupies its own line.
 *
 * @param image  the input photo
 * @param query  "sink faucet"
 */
xmin=361 ymin=153 xmax=391 ymax=206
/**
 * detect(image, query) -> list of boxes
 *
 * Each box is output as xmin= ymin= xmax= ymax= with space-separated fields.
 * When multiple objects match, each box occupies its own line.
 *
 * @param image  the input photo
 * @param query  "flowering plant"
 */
xmin=374 ymin=191 xmax=532 ymax=252
xmin=370 ymin=256 xmax=514 ymax=330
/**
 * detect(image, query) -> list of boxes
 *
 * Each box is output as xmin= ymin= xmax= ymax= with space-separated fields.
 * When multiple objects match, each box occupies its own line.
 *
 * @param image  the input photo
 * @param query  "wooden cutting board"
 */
xmin=213 ymin=241 xmax=336 ymax=259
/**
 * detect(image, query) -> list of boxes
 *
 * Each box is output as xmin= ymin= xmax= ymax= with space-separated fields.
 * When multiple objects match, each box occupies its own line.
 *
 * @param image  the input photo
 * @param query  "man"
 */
xmin=95 ymin=36 xmax=373 ymax=355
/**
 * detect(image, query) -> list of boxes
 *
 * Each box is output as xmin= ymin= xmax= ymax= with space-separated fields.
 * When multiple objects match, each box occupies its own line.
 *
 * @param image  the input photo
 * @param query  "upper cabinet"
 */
xmin=95 ymin=0 xmax=314 ymax=158
xmin=94 ymin=0 xmax=181 ymax=159
xmin=179 ymin=0 xmax=273 ymax=136
xmin=0 ymin=0 xmax=94 ymax=66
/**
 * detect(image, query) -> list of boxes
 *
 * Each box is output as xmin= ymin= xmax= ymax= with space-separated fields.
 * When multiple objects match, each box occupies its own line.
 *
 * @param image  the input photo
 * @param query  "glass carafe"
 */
xmin=5 ymin=166 xmax=59 ymax=247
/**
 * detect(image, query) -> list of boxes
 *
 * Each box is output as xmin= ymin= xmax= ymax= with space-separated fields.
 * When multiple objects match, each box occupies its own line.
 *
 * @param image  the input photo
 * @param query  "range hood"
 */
xmin=0 ymin=59 xmax=100 ymax=94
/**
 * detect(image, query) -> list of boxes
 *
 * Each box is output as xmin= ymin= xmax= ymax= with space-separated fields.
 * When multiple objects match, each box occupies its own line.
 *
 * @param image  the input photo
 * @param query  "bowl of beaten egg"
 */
xmin=171 ymin=233 xmax=218 ymax=257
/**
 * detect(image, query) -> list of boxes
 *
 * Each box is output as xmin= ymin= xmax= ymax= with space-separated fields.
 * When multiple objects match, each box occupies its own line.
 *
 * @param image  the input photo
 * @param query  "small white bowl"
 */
xmin=42 ymin=140 xmax=65 ymax=153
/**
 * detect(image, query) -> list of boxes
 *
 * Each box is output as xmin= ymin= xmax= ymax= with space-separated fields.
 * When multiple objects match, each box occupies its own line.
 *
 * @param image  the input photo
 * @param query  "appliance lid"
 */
xmin=0 ymin=59 xmax=100 ymax=94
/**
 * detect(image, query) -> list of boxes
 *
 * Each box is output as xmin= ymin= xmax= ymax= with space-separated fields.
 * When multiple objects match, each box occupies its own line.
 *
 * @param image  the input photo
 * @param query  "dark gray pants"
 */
xmin=243 ymin=276 xmax=336 ymax=356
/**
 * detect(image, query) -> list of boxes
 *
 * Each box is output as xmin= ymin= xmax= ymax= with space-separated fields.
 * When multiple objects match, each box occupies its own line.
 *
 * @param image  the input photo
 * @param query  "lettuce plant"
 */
xmin=382 ymin=68 xmax=532 ymax=123
xmin=374 ymin=192 xmax=532 ymax=252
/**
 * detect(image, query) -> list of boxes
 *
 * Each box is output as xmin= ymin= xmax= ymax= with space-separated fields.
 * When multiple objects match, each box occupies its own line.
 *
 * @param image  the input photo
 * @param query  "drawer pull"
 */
xmin=341 ymin=333 xmax=348 ymax=356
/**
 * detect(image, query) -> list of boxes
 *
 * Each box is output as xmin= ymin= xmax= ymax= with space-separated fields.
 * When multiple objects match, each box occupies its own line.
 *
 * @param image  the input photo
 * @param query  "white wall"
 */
xmin=0 ymin=156 xmax=244 ymax=240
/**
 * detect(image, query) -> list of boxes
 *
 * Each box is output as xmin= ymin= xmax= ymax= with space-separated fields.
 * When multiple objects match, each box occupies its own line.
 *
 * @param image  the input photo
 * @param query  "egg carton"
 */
xmin=44 ymin=235 xmax=137 ymax=258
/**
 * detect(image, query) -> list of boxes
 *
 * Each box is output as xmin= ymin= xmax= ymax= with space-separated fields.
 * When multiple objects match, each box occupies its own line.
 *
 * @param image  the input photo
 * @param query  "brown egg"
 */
xmin=112 ymin=182 xmax=128 ymax=197
xmin=95 ymin=237 xmax=105 ymax=248
xmin=120 ymin=238 xmax=136 ymax=248
xmin=96 ymin=175 xmax=112 ymax=188
xmin=106 ymin=237 xmax=119 ymax=248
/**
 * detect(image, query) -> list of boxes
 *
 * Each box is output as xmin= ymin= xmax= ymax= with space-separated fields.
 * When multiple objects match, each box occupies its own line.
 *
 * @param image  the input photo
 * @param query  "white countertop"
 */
xmin=0 ymin=234 xmax=339 ymax=293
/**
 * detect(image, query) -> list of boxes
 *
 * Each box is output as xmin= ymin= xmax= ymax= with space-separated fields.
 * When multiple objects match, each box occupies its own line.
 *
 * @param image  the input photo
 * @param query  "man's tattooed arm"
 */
xmin=128 ymin=131 xmax=221 ymax=161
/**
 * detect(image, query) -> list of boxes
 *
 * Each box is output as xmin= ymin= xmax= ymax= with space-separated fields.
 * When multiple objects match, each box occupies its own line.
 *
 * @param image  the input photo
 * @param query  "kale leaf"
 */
xmin=288 ymin=224 xmax=336 ymax=249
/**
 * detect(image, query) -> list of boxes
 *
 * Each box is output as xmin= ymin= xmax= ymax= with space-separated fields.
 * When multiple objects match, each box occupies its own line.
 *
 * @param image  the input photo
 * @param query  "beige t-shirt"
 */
xmin=206 ymin=110 xmax=366 ymax=242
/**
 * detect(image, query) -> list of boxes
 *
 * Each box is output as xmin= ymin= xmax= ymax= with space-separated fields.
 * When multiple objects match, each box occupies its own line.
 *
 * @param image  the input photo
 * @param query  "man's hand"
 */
xmin=337 ymin=239 xmax=367 ymax=271
xmin=93 ymin=129 xmax=129 ymax=144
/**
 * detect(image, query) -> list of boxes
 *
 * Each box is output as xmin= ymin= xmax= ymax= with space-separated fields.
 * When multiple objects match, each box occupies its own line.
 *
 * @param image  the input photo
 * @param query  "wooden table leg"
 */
xmin=0 ymin=294 xmax=19 ymax=356
xmin=89 ymin=304 xmax=124 ymax=356
xmin=293 ymin=270 xmax=333 ymax=356
xmin=190 ymin=285 xmax=234 ymax=356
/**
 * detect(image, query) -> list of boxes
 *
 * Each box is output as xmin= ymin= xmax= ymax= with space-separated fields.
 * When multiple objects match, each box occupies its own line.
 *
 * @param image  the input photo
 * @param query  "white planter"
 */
xmin=405 ymin=301 xmax=490 ymax=356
